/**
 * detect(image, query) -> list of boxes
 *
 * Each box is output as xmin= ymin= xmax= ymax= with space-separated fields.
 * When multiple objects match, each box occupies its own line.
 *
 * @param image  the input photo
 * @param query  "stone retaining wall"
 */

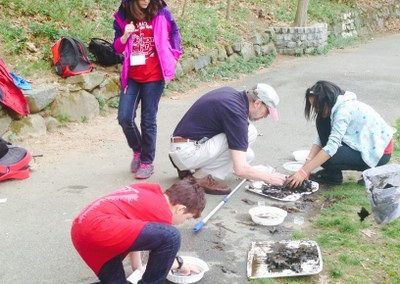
xmin=271 ymin=1 xmax=400 ymax=55
xmin=270 ymin=23 xmax=328 ymax=56
xmin=328 ymin=1 xmax=400 ymax=38
xmin=330 ymin=12 xmax=360 ymax=38
xmin=175 ymin=31 xmax=275 ymax=79
xmin=358 ymin=1 xmax=400 ymax=32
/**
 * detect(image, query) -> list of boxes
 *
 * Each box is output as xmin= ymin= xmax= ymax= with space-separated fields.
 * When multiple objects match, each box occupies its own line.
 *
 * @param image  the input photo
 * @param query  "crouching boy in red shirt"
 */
xmin=71 ymin=179 xmax=206 ymax=284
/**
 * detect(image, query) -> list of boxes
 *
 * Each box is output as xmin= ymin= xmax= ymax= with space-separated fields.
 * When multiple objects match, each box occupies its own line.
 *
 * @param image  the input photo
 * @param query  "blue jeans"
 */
xmin=118 ymin=79 xmax=165 ymax=164
xmin=97 ymin=223 xmax=181 ymax=284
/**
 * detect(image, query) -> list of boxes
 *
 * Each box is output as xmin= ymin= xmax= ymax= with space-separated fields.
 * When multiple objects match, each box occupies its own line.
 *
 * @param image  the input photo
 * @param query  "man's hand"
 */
xmin=265 ymin=172 xmax=287 ymax=186
xmin=231 ymin=150 xmax=287 ymax=185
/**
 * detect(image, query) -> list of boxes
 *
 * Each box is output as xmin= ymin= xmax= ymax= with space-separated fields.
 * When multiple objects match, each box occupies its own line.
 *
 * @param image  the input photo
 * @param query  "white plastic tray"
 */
xmin=247 ymin=240 xmax=323 ymax=279
xmin=246 ymin=181 xmax=319 ymax=202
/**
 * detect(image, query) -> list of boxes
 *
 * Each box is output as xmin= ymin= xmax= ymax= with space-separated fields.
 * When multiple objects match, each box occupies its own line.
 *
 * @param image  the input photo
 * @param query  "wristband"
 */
xmin=298 ymin=168 xmax=309 ymax=179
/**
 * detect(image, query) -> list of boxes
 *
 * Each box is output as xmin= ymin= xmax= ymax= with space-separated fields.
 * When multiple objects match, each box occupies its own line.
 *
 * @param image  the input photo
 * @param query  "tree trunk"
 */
xmin=180 ymin=0 xmax=188 ymax=17
xmin=293 ymin=0 xmax=309 ymax=27
xmin=226 ymin=0 xmax=231 ymax=20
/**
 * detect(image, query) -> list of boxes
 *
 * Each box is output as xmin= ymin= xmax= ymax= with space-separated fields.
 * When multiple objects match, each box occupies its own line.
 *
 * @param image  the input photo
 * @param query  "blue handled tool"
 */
xmin=193 ymin=179 xmax=247 ymax=233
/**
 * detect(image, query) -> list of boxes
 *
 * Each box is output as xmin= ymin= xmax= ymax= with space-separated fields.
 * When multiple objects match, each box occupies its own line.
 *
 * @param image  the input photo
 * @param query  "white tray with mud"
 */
xmin=246 ymin=180 xmax=319 ymax=202
xmin=247 ymin=240 xmax=323 ymax=279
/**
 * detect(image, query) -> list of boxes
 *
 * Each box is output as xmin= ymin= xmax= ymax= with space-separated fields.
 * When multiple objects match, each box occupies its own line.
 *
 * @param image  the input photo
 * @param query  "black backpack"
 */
xmin=88 ymin=38 xmax=123 ymax=66
xmin=51 ymin=37 xmax=93 ymax=78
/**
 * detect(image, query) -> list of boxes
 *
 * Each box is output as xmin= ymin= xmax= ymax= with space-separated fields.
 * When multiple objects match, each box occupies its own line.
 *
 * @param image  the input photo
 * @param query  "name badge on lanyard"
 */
xmin=130 ymin=53 xmax=146 ymax=66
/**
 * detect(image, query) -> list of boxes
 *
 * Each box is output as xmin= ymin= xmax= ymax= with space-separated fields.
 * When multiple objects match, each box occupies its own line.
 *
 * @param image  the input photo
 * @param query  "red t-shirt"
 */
xmin=128 ymin=21 xmax=163 ymax=83
xmin=71 ymin=183 xmax=172 ymax=274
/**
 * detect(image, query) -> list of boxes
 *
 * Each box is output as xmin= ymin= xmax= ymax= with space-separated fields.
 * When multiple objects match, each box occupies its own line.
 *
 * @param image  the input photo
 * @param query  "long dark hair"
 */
xmin=304 ymin=80 xmax=345 ymax=120
xmin=124 ymin=0 xmax=166 ymax=23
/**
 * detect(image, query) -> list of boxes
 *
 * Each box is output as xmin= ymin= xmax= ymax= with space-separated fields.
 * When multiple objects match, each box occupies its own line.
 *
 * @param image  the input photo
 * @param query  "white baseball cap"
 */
xmin=255 ymin=83 xmax=279 ymax=121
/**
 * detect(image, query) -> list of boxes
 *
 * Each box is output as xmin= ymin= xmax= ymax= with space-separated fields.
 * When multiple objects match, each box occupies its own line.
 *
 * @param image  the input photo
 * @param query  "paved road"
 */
xmin=1 ymin=33 xmax=399 ymax=284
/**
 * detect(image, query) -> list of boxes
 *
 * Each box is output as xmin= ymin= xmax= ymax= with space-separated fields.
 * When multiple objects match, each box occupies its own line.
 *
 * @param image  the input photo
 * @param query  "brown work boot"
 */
xmin=195 ymin=175 xmax=231 ymax=195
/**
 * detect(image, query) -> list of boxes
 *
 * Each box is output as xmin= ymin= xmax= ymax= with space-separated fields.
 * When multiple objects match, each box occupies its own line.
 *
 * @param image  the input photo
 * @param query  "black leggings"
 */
xmin=316 ymin=116 xmax=391 ymax=174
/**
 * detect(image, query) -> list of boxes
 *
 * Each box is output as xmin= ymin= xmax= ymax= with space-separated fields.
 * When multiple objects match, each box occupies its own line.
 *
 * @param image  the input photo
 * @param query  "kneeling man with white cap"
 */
xmin=169 ymin=83 xmax=287 ymax=194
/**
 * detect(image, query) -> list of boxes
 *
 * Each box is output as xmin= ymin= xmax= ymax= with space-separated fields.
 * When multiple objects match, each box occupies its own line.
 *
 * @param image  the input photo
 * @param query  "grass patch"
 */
xmin=307 ymin=0 xmax=353 ymax=24
xmin=297 ymin=182 xmax=400 ymax=283
xmin=95 ymin=95 xmax=107 ymax=114
xmin=321 ymin=34 xmax=362 ymax=54
xmin=165 ymin=75 xmax=199 ymax=94
xmin=107 ymin=97 xmax=119 ymax=109
xmin=271 ymin=0 xmax=296 ymax=22
xmin=199 ymin=54 xmax=276 ymax=81
xmin=291 ymin=230 xmax=307 ymax=240
xmin=0 ymin=20 xmax=28 ymax=55
xmin=252 ymin=0 xmax=354 ymax=24
xmin=56 ymin=113 xmax=71 ymax=124
xmin=177 ymin=3 xmax=241 ymax=57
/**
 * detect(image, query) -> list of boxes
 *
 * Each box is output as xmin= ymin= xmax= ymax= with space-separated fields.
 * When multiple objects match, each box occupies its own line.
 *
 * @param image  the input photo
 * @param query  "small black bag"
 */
xmin=88 ymin=38 xmax=123 ymax=66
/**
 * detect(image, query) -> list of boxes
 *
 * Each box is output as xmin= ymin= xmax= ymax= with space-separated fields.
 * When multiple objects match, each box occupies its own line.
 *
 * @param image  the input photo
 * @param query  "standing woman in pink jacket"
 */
xmin=113 ymin=0 xmax=182 ymax=179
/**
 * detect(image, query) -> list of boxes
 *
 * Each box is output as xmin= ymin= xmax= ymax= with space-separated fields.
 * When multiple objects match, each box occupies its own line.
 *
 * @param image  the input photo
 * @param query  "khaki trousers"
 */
xmin=169 ymin=124 xmax=257 ymax=180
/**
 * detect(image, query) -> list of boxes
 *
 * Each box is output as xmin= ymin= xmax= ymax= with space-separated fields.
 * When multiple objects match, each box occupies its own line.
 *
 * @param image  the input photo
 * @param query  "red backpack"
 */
xmin=51 ymin=37 xmax=93 ymax=78
xmin=0 ymin=59 xmax=29 ymax=116
xmin=0 ymin=138 xmax=32 ymax=182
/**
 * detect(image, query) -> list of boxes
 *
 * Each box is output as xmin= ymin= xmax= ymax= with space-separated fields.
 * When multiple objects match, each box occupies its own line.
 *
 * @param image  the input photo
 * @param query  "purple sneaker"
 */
xmin=131 ymin=152 xmax=141 ymax=173
xmin=135 ymin=163 xmax=154 ymax=179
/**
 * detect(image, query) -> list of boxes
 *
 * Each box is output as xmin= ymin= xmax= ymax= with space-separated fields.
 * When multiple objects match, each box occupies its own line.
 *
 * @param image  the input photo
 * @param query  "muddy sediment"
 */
xmin=260 ymin=180 xmax=313 ymax=199
xmin=265 ymin=242 xmax=319 ymax=273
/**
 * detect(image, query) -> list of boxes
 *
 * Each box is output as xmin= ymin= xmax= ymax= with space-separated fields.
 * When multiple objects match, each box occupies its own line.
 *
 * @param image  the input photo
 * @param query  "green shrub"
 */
xmin=0 ymin=21 xmax=27 ymax=54
xmin=29 ymin=22 xmax=61 ymax=41
xmin=56 ymin=113 xmax=71 ymax=124
xmin=108 ymin=97 xmax=120 ymax=109
xmin=329 ymin=0 xmax=357 ymax=8
xmin=177 ymin=3 xmax=240 ymax=56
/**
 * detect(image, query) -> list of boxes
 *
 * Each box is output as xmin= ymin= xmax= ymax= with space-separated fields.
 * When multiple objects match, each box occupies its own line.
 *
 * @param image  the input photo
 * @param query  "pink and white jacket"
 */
xmin=113 ymin=6 xmax=183 ymax=91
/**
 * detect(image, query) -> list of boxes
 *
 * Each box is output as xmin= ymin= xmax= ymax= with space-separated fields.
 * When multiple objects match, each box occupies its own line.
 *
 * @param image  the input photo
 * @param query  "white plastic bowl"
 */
xmin=167 ymin=256 xmax=209 ymax=284
xmin=249 ymin=206 xmax=287 ymax=226
xmin=292 ymin=150 xmax=310 ymax=163
xmin=283 ymin=161 xmax=303 ymax=173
